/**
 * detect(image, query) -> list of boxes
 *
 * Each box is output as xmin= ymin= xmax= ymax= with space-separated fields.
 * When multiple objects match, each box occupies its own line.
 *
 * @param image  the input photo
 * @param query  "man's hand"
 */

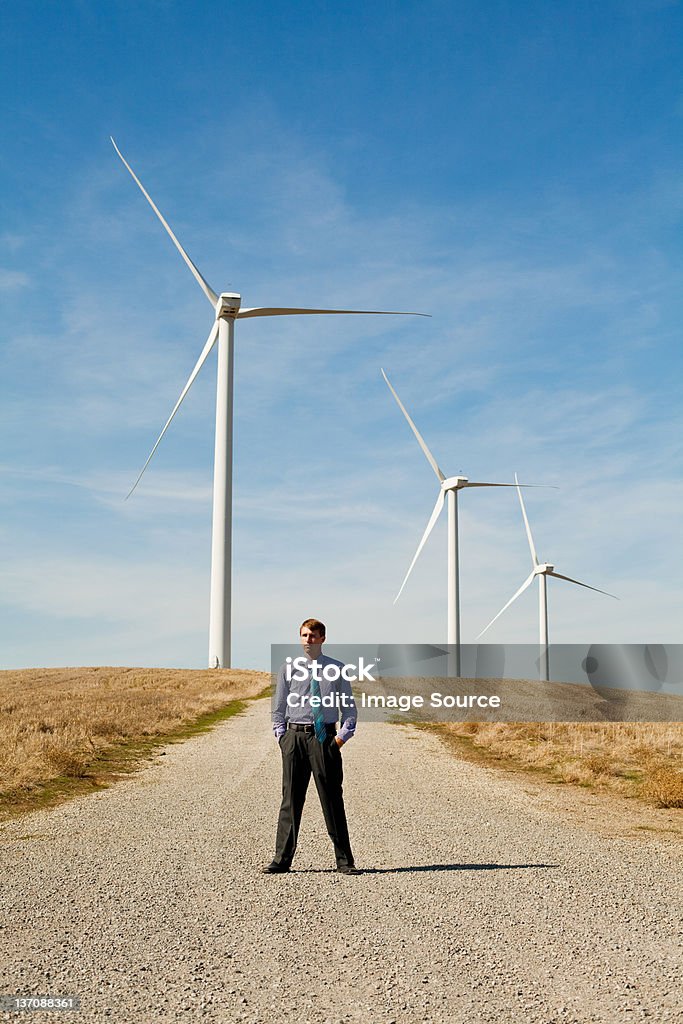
xmin=335 ymin=736 xmax=344 ymax=747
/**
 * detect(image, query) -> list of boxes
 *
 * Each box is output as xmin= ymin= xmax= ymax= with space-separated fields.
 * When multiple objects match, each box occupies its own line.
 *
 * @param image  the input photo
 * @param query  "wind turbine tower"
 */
xmin=477 ymin=474 xmax=617 ymax=679
xmin=112 ymin=140 xmax=428 ymax=668
xmin=382 ymin=369 xmax=525 ymax=676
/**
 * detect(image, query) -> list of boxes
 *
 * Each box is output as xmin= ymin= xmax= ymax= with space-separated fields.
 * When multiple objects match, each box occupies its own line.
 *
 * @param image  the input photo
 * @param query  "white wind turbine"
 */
xmin=382 ymin=369 xmax=528 ymax=676
xmin=112 ymin=139 xmax=429 ymax=669
xmin=477 ymin=473 xmax=617 ymax=680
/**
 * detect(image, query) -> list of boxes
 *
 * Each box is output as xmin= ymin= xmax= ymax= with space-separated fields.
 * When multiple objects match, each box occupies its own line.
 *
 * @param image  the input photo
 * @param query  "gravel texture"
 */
xmin=1 ymin=699 xmax=681 ymax=1024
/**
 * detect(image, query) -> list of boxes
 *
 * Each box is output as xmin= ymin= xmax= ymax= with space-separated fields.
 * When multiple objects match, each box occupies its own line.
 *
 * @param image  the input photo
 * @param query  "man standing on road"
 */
xmin=263 ymin=618 xmax=360 ymax=875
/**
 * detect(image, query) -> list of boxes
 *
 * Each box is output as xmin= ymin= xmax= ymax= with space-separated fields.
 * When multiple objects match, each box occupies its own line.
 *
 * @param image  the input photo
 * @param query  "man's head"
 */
xmin=300 ymin=618 xmax=326 ymax=659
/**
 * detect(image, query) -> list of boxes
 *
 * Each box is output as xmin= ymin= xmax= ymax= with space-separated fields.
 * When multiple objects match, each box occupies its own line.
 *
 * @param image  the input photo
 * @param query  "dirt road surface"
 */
xmin=1 ymin=699 xmax=681 ymax=1023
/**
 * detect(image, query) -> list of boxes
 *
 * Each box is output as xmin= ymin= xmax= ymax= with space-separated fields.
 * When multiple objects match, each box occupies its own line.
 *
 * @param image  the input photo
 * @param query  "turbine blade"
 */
xmin=394 ymin=490 xmax=445 ymax=603
xmin=476 ymin=571 xmax=537 ymax=639
xmin=515 ymin=472 xmax=539 ymax=567
xmin=381 ymin=368 xmax=445 ymax=483
xmin=466 ymin=481 xmax=555 ymax=488
xmin=237 ymin=307 xmax=430 ymax=319
xmin=111 ymin=138 xmax=218 ymax=308
xmin=547 ymin=572 xmax=618 ymax=599
xmin=125 ymin=321 xmax=219 ymax=499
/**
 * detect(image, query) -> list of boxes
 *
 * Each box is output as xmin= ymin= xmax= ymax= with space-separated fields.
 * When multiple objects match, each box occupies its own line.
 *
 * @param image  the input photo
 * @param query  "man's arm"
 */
xmin=272 ymin=663 xmax=288 ymax=740
xmin=336 ymin=670 xmax=357 ymax=745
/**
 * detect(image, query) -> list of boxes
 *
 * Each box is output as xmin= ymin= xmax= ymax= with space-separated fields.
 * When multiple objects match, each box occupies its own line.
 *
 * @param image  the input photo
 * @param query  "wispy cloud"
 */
xmin=0 ymin=268 xmax=30 ymax=291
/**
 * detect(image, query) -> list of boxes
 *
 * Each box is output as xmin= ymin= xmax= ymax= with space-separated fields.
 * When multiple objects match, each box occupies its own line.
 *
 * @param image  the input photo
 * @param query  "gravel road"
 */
xmin=1 ymin=699 xmax=681 ymax=1024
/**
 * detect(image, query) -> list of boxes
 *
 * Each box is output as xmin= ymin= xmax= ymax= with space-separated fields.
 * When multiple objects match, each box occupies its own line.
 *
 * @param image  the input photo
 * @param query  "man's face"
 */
xmin=300 ymin=626 xmax=325 ymax=659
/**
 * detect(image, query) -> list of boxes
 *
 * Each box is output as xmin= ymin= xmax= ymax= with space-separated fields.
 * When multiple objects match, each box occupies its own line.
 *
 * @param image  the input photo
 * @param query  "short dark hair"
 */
xmin=300 ymin=618 xmax=326 ymax=638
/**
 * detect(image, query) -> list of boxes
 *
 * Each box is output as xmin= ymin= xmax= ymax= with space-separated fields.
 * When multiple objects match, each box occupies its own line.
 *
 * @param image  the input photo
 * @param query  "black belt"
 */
xmin=287 ymin=723 xmax=337 ymax=735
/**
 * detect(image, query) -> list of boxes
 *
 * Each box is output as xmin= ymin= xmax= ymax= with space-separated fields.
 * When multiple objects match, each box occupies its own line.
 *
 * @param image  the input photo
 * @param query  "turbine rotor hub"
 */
xmin=535 ymin=563 xmax=554 ymax=574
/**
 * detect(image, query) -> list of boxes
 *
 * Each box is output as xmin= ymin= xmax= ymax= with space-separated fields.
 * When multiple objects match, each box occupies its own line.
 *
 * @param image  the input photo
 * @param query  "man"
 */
xmin=263 ymin=618 xmax=360 ymax=875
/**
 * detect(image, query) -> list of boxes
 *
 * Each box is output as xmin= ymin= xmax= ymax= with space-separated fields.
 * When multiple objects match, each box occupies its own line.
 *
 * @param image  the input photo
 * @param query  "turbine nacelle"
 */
xmin=441 ymin=475 xmax=469 ymax=491
xmin=216 ymin=293 xmax=241 ymax=319
xmin=535 ymin=562 xmax=554 ymax=575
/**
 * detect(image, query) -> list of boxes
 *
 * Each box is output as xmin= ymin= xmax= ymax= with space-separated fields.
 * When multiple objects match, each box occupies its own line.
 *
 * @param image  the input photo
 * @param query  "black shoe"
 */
xmin=336 ymin=864 xmax=361 ymax=875
xmin=261 ymin=862 xmax=290 ymax=874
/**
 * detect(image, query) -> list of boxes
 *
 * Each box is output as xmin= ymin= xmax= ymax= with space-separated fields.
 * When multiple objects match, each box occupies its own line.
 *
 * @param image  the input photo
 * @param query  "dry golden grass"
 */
xmin=644 ymin=767 xmax=683 ymax=809
xmin=4 ymin=668 xmax=681 ymax=820
xmin=0 ymin=667 xmax=269 ymax=819
xmin=441 ymin=721 xmax=683 ymax=808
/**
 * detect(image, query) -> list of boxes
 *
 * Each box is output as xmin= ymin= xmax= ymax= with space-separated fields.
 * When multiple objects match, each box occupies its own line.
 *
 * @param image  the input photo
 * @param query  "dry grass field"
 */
xmin=438 ymin=720 xmax=683 ymax=808
xmin=0 ymin=667 xmax=269 ymax=821
xmin=1 ymin=668 xmax=681 ymax=823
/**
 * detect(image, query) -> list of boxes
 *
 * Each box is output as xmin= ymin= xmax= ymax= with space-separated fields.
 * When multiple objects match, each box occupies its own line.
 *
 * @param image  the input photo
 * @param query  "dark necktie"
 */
xmin=309 ymin=665 xmax=328 ymax=743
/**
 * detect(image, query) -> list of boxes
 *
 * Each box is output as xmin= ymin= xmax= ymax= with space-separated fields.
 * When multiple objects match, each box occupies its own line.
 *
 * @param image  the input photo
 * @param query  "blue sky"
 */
xmin=1 ymin=0 xmax=682 ymax=670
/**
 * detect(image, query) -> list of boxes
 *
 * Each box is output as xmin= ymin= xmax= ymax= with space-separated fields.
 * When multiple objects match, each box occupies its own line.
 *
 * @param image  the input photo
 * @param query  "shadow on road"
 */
xmin=293 ymin=863 xmax=559 ymax=874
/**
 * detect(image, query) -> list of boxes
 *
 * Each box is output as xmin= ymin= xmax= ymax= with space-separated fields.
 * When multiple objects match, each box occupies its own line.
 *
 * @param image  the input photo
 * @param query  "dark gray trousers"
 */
xmin=273 ymin=728 xmax=354 ymax=869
